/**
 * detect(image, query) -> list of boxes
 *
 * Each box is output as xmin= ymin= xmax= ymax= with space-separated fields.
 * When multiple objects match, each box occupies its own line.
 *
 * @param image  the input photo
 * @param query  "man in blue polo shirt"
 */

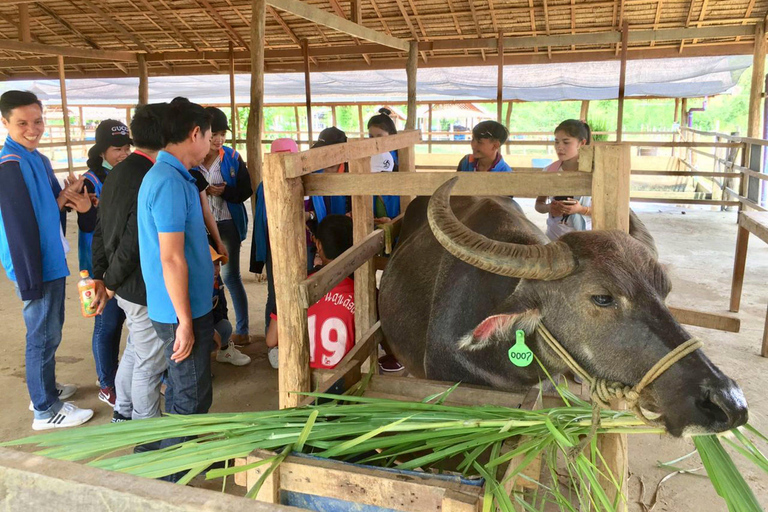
xmin=137 ymin=97 xmax=214 ymax=448
xmin=456 ymin=121 xmax=513 ymax=173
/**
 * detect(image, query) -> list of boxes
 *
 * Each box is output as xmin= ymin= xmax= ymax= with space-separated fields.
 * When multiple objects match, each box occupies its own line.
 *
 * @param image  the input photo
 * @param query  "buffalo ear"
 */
xmin=629 ymin=210 xmax=658 ymax=259
xmin=458 ymin=309 xmax=541 ymax=351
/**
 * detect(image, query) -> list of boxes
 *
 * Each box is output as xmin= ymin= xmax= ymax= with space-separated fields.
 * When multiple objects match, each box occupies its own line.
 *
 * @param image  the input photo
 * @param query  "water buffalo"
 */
xmin=378 ymin=177 xmax=747 ymax=436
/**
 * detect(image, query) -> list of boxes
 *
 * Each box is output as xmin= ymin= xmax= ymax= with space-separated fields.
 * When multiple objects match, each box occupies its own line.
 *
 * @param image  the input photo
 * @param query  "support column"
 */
xmin=358 ymin=104 xmax=364 ymax=137
xmin=263 ymin=153 xmax=310 ymax=409
xmin=616 ymin=20 xmax=629 ymax=142
xmin=229 ymin=42 xmax=238 ymax=149
xmin=505 ymin=101 xmax=513 ymax=154
xmin=497 ymin=34 xmax=504 ymax=124
xmin=579 ymin=100 xmax=589 ymax=122
xmin=405 ymin=41 xmax=418 ymax=130
xmin=57 ymin=56 xmax=74 ymax=179
xmin=137 ymin=54 xmax=148 ymax=105
xmin=18 ymin=5 xmax=31 ymax=43
xmin=247 ymin=0 xmax=266 ymax=190
xmin=748 ymin=18 xmax=767 ymax=138
xmin=302 ymin=39 xmax=313 ymax=144
xmin=427 ymin=104 xmax=433 ymax=153
xmin=294 ymin=105 xmax=301 ymax=149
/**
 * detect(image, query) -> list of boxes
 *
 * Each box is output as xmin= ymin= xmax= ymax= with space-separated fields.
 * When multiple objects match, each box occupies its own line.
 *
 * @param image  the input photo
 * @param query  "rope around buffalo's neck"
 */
xmin=534 ymin=323 xmax=703 ymax=457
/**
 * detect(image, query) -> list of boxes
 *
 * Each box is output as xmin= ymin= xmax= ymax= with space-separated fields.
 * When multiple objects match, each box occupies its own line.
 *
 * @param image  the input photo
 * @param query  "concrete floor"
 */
xmin=0 ymin=201 xmax=766 ymax=511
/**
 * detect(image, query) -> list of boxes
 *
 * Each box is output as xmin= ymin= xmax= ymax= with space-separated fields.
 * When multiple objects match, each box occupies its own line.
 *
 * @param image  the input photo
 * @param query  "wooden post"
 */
xmin=505 ymin=101 xmax=513 ymax=155
xmin=18 ymin=5 xmax=31 ymax=43
xmin=591 ymin=143 xmax=631 ymax=232
xmin=78 ymin=106 xmax=84 ymax=139
xmin=247 ymin=0 xmax=266 ymax=190
xmin=497 ymin=34 xmax=504 ymax=124
xmin=302 ymin=39 xmax=313 ymax=144
xmin=350 ymin=157 xmax=377 ymax=366
xmin=579 ymin=100 xmax=589 ymax=122
xmin=57 ymin=56 xmax=74 ymax=179
xmin=263 ymin=153 xmax=310 ymax=409
xmin=398 ymin=143 xmax=416 ymax=217
xmin=730 ymin=223 xmax=749 ymax=313
xmin=405 ymin=41 xmax=418 ymax=131
xmin=294 ymin=105 xmax=301 ymax=148
xmin=616 ymin=20 xmax=629 ymax=142
xmin=591 ymin=142 xmax=631 ymax=511
xmin=137 ymin=54 xmax=149 ymax=105
xmin=125 ymin=107 xmax=132 ymax=127
xmin=680 ymin=98 xmax=688 ymax=162
xmin=427 ymin=104 xmax=433 ymax=153
xmin=358 ymin=104 xmax=364 ymax=138
xmin=748 ymin=18 xmax=767 ymax=138
xmin=229 ymin=42 xmax=238 ymax=150
xmin=672 ymin=98 xmax=680 ymax=157
xmin=331 ymin=105 xmax=337 ymax=127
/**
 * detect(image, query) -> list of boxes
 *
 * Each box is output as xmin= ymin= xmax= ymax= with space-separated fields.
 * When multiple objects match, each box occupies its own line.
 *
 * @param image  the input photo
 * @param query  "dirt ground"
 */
xmin=0 ymin=200 xmax=766 ymax=511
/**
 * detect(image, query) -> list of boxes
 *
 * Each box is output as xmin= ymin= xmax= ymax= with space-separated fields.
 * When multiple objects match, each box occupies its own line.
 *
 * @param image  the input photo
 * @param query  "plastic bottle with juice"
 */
xmin=78 ymin=270 xmax=98 ymax=317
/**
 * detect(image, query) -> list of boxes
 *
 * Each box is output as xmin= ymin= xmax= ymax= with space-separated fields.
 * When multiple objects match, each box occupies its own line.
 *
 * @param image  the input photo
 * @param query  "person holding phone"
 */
xmin=535 ymin=119 xmax=593 ymax=240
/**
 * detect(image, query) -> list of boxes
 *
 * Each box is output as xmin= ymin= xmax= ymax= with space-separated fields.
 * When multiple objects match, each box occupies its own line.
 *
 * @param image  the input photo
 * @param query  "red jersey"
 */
xmin=272 ymin=276 xmax=355 ymax=369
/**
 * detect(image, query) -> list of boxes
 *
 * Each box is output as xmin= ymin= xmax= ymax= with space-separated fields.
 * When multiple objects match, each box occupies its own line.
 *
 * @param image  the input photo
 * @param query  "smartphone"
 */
xmin=561 ymin=200 xmax=578 ymax=206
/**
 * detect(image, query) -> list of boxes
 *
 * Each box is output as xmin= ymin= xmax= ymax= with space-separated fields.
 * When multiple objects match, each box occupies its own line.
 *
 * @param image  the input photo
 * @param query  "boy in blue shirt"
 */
xmin=137 ymin=97 xmax=214 ymax=470
xmin=0 ymin=90 xmax=94 ymax=430
xmin=456 ymin=121 xmax=513 ymax=173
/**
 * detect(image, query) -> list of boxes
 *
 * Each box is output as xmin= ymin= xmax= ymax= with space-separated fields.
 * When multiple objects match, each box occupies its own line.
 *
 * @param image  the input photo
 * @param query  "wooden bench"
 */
xmin=729 ymin=210 xmax=768 ymax=357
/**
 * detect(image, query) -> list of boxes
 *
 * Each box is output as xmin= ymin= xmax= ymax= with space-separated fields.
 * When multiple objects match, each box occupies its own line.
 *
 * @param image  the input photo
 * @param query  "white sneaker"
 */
xmin=216 ymin=345 xmax=251 ymax=366
xmin=29 ymin=382 xmax=78 ymax=411
xmin=32 ymin=402 xmax=94 ymax=431
xmin=267 ymin=347 xmax=279 ymax=369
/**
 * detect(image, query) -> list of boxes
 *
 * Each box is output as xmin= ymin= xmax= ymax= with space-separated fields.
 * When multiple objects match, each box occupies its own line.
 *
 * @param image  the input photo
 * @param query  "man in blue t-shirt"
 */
xmin=456 ymin=121 xmax=513 ymax=173
xmin=137 ymin=98 xmax=214 ymax=466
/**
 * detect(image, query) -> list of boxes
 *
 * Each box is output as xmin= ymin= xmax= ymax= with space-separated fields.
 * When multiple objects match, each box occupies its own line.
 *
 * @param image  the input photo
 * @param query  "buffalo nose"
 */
xmin=697 ymin=384 xmax=749 ymax=432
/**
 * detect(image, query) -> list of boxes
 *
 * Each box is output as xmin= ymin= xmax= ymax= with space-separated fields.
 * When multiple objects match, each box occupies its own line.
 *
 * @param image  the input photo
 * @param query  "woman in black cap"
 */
xmin=197 ymin=107 xmax=253 ymax=346
xmin=82 ymin=118 xmax=131 ymax=408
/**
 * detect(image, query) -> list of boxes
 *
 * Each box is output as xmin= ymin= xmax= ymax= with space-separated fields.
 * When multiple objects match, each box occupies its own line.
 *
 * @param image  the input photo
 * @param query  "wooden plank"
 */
xmin=630 ymin=198 xmax=741 ymax=207
xmin=497 ymin=34 xmax=504 ymax=123
xmin=442 ymin=490 xmax=480 ymax=512
xmin=405 ymin=41 xmax=418 ymax=130
xmin=288 ymin=130 xmax=421 ymax=178
xmin=302 ymin=39 xmax=313 ymax=144
xmin=57 ymin=56 xmax=74 ymax=179
xmin=266 ymin=0 xmax=409 ymax=51
xmin=580 ymin=99 xmax=589 ymax=121
xmin=263 ymin=152 xmax=310 ymax=409
xmin=598 ymin=427 xmax=629 ymax=512
xmin=591 ymin=143 xmax=631 ymax=232
xmin=631 ymin=170 xmax=741 ymax=178
xmin=0 ymin=39 xmax=137 ymax=61
xmin=304 ymin=171 xmax=593 ymax=198
xmin=350 ymin=157 xmax=378 ymax=369
xmin=616 ymin=20 xmax=628 ymax=142
xmin=578 ymin=144 xmax=594 ymax=172
xmin=668 ymin=306 xmax=740 ymax=333
xmin=241 ymin=449 xmax=482 ymax=512
xmin=502 ymin=388 xmax=543 ymax=498
xmin=18 ymin=4 xmax=31 ymax=43
xmin=740 ymin=211 xmax=768 ymax=244
xmin=748 ymin=18 xmax=767 ymax=138
xmin=399 ymin=144 xmax=416 ymax=212
xmin=246 ymin=0 xmax=266 ymax=192
xmin=298 ymin=229 xmax=384 ymax=308
xmin=137 ymin=54 xmax=148 ymax=105
xmin=366 ymin=375 xmax=527 ymax=408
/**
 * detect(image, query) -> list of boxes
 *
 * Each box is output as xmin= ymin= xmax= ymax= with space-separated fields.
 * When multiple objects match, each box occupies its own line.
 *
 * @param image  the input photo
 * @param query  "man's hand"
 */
xmin=206 ymin=184 xmax=226 ymax=197
xmin=549 ymin=200 xmax=565 ymax=217
xmin=61 ymin=186 xmax=92 ymax=213
xmin=171 ymin=321 xmax=195 ymax=363
xmin=216 ymin=241 xmax=229 ymax=264
xmin=92 ymin=280 xmax=109 ymax=315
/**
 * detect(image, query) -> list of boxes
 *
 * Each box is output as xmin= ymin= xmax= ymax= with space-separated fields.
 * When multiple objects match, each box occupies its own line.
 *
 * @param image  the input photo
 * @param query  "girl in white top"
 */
xmin=535 ymin=119 xmax=593 ymax=241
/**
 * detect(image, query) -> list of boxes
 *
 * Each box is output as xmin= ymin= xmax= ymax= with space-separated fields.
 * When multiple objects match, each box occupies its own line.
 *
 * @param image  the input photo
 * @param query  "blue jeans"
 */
xmin=92 ymin=297 xmax=125 ymax=389
xmin=215 ymin=318 xmax=232 ymax=350
xmin=18 ymin=278 xmax=66 ymax=419
xmin=151 ymin=312 xmax=215 ymax=482
xmin=218 ymin=220 xmax=249 ymax=335
xmin=264 ymin=248 xmax=276 ymax=334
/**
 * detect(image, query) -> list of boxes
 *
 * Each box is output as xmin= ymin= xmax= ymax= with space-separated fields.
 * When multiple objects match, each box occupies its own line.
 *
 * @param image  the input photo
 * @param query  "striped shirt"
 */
xmin=199 ymin=155 xmax=232 ymax=222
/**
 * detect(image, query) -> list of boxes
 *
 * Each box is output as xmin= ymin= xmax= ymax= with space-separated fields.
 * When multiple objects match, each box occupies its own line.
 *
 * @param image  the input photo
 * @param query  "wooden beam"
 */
xmin=197 ymin=0 xmax=250 ymax=51
xmin=138 ymin=0 xmax=201 ymax=51
xmin=617 ymin=20 xmax=629 ymax=142
xmin=405 ymin=41 xmax=418 ymax=131
xmin=591 ymin=143 xmax=630 ymax=232
xmin=0 ymin=39 xmax=137 ymax=61
xmin=497 ymin=34 xmax=503 ymax=123
xmin=580 ymin=100 xmax=590 ymax=121
xmin=229 ymin=42 xmax=238 ymax=150
xmin=668 ymin=306 xmax=740 ymax=333
xmin=263 ymin=152 xmax=310 ymax=409
xmin=247 ymin=0 xmax=266 ymax=191
xmin=287 ymin=130 xmax=421 ymax=178
xmin=266 ymin=0 xmax=409 ymax=51
xmin=77 ymin=0 xmax=150 ymax=53
xmin=748 ymin=17 xmax=767 ymax=138
xmin=18 ymin=4 xmax=31 ymax=43
xmin=303 ymin=170 xmax=593 ymax=197
xmin=36 ymin=3 xmax=100 ymax=49
xmin=302 ymin=39 xmax=313 ymax=144
xmin=57 ymin=56 xmax=74 ymax=179
xmin=137 ymin=54 xmax=149 ymax=105
xmin=267 ymin=5 xmax=318 ymax=65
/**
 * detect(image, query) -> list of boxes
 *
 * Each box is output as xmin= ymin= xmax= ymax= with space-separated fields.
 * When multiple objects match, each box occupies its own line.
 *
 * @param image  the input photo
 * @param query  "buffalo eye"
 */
xmin=591 ymin=295 xmax=615 ymax=308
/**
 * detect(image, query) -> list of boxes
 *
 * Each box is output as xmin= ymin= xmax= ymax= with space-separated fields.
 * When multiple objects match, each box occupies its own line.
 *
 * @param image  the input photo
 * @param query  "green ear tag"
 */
xmin=508 ymin=330 xmax=533 ymax=368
